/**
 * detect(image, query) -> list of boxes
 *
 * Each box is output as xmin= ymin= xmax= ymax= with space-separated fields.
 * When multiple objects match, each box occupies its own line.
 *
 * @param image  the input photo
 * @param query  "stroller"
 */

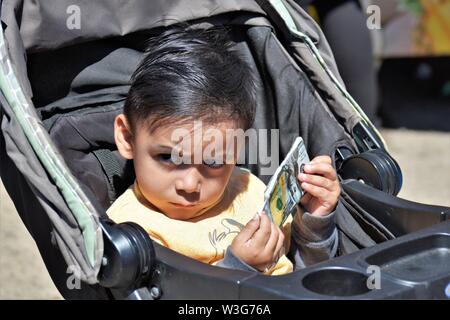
xmin=1 ymin=0 xmax=449 ymax=299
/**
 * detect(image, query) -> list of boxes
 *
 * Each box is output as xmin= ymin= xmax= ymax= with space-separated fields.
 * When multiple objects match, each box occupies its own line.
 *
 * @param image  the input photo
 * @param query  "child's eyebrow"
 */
xmin=155 ymin=144 xmax=187 ymax=157
xmin=155 ymin=144 xmax=175 ymax=151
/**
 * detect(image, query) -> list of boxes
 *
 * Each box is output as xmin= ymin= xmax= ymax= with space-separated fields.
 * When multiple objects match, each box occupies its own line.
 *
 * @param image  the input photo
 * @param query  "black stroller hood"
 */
xmin=4 ymin=0 xmax=366 ymax=131
xmin=1 ymin=0 xmax=448 ymax=299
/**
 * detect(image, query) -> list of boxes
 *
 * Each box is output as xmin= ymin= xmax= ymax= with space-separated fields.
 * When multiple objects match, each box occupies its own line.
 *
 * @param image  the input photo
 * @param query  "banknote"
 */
xmin=258 ymin=137 xmax=310 ymax=226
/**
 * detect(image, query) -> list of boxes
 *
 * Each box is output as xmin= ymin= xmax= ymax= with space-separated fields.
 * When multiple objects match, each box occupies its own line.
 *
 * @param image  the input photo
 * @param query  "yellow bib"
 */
xmin=107 ymin=167 xmax=293 ymax=275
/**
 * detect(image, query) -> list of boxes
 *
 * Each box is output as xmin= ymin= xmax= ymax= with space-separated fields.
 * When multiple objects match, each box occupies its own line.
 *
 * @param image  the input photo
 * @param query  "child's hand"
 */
xmin=230 ymin=212 xmax=285 ymax=272
xmin=298 ymin=155 xmax=340 ymax=217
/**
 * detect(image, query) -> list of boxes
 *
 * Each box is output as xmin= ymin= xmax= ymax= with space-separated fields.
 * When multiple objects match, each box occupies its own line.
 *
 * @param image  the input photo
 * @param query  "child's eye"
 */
xmin=157 ymin=153 xmax=175 ymax=164
xmin=203 ymin=159 xmax=224 ymax=169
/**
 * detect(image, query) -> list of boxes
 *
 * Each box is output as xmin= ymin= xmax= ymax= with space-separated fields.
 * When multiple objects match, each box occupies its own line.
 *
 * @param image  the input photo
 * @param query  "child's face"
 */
xmin=115 ymin=115 xmax=241 ymax=220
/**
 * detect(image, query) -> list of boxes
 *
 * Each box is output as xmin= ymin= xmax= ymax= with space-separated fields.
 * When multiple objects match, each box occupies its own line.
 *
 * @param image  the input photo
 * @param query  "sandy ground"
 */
xmin=0 ymin=183 xmax=63 ymax=300
xmin=0 ymin=128 xmax=449 ymax=299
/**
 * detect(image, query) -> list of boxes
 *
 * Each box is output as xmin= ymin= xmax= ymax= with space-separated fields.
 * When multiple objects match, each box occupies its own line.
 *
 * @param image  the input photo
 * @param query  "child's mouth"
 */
xmin=170 ymin=202 xmax=197 ymax=208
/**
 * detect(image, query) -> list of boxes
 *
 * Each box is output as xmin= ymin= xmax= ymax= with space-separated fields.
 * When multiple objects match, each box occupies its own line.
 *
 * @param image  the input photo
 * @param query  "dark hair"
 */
xmin=124 ymin=27 xmax=256 ymax=133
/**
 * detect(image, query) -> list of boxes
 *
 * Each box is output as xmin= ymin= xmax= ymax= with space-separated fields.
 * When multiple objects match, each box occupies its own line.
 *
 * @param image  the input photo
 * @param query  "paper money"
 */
xmin=259 ymin=137 xmax=310 ymax=226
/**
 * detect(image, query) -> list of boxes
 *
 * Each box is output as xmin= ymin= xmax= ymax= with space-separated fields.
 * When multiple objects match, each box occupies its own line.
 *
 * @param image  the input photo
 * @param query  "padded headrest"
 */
xmin=44 ymin=102 xmax=135 ymax=210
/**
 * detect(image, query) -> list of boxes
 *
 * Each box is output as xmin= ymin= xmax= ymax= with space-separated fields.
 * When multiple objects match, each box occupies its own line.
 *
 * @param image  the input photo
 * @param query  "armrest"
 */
xmin=341 ymin=179 xmax=450 ymax=237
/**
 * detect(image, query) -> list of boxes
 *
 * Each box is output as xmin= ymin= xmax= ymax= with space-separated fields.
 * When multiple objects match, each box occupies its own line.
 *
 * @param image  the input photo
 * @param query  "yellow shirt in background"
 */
xmin=107 ymin=167 xmax=293 ymax=275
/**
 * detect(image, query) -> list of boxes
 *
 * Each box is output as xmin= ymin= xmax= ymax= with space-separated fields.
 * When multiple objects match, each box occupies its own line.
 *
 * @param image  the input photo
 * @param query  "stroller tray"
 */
xmin=366 ymin=234 xmax=450 ymax=282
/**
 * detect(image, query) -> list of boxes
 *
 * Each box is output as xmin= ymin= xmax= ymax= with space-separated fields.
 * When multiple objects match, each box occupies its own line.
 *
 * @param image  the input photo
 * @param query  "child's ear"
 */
xmin=114 ymin=114 xmax=134 ymax=160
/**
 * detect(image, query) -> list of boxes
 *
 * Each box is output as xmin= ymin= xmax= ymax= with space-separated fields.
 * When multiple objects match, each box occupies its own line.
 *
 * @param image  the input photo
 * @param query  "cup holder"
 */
xmin=366 ymin=234 xmax=450 ymax=282
xmin=303 ymin=268 xmax=371 ymax=297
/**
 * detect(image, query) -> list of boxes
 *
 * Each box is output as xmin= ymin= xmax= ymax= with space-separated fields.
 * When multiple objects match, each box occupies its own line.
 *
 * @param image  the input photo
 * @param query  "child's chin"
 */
xmin=164 ymin=206 xmax=200 ymax=220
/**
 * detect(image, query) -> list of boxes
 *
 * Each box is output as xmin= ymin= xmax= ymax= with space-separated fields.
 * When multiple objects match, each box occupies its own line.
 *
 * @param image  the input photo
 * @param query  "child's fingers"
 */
xmin=303 ymin=163 xmax=337 ymax=181
xmin=239 ymin=213 xmax=261 ymax=241
xmin=300 ymin=182 xmax=333 ymax=202
xmin=298 ymin=173 xmax=336 ymax=191
xmin=300 ymin=192 xmax=312 ymax=207
xmin=273 ymin=228 xmax=285 ymax=262
xmin=263 ymin=222 xmax=279 ymax=255
xmin=252 ymin=212 xmax=272 ymax=245
xmin=309 ymin=155 xmax=332 ymax=165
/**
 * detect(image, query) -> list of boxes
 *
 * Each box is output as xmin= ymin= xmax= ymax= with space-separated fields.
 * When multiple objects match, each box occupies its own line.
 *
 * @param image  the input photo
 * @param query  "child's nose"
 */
xmin=175 ymin=168 xmax=201 ymax=193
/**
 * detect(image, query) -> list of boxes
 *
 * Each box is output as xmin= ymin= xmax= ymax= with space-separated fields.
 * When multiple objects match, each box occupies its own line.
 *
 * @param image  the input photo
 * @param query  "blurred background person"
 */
xmin=295 ymin=0 xmax=381 ymax=126
xmin=369 ymin=0 xmax=450 ymax=131
xmin=295 ymin=0 xmax=450 ymax=130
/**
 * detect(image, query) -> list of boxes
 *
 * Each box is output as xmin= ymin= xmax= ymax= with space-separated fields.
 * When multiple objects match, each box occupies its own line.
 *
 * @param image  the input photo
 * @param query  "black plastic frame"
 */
xmin=342 ymin=180 xmax=450 ymax=237
xmin=106 ymin=179 xmax=449 ymax=300
xmin=138 ymin=218 xmax=450 ymax=300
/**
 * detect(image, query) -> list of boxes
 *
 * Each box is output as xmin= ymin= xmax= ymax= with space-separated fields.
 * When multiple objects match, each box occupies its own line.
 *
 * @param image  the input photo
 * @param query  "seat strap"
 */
xmin=92 ymin=149 xmax=123 ymax=203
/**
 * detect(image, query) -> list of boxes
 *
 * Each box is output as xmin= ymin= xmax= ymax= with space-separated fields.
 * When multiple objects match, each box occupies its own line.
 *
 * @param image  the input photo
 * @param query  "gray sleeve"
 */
xmin=291 ymin=201 xmax=341 ymax=269
xmin=215 ymin=247 xmax=259 ymax=273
